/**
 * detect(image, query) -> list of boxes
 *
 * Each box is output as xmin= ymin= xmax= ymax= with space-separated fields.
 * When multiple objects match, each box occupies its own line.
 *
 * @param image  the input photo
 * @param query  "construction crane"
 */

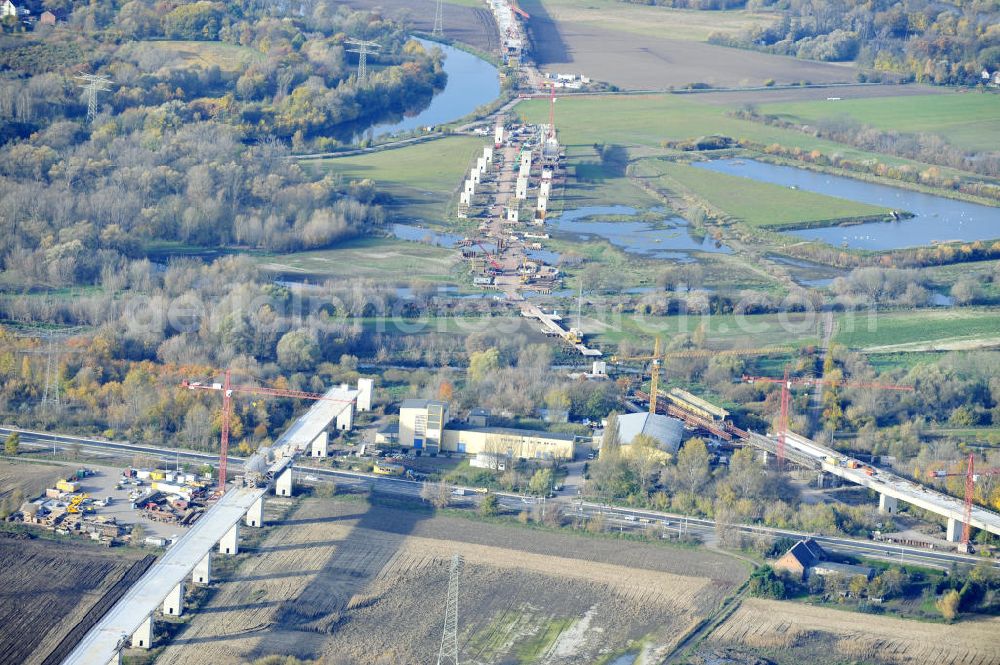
xmin=474 ymin=242 xmax=502 ymax=272
xmin=612 ymin=340 xmax=791 ymax=416
xmin=182 ymin=371 xmax=353 ymax=493
xmin=743 ymin=370 xmax=914 ymax=470
xmin=927 ymin=453 xmax=1000 ymax=546
xmin=510 ymin=1 xmax=530 ymax=18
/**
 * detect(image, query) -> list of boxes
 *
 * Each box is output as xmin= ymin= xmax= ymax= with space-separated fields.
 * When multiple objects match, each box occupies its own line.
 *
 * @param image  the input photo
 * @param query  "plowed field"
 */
xmin=154 ymin=498 xmax=748 ymax=665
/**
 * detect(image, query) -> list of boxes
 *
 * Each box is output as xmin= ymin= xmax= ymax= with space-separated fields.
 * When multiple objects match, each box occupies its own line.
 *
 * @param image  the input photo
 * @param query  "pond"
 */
xmin=694 ymin=159 xmax=1000 ymax=250
xmin=548 ymin=205 xmax=732 ymax=260
xmin=391 ymin=223 xmax=464 ymax=247
xmin=364 ymin=39 xmax=500 ymax=141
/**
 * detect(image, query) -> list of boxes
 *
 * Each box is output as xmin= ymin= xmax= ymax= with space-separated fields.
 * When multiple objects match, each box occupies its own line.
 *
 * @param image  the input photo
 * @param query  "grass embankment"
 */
xmin=833 ymin=308 xmax=1000 ymax=352
xmin=759 ymin=92 xmax=1000 ymax=153
xmin=641 ymin=159 xmax=891 ymax=229
xmin=257 ymin=237 xmax=459 ymax=283
xmin=587 ymin=311 xmax=822 ymax=349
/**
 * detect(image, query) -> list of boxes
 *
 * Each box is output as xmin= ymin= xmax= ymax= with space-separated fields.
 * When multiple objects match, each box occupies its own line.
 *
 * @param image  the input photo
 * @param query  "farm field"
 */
xmin=706 ymin=597 xmax=1000 ymax=665
xmin=258 ymin=237 xmax=460 ymax=284
xmin=517 ymin=94 xmax=963 ymax=174
xmin=520 ymin=0 xmax=853 ymax=89
xmin=641 ymin=159 xmax=890 ymax=229
xmin=833 ymin=308 xmax=1000 ymax=352
xmin=0 ymin=537 xmax=150 ymax=665
xmin=153 ymin=497 xmax=749 ymax=665
xmin=759 ymin=92 xmax=1000 ymax=153
xmin=585 ymin=311 xmax=823 ymax=350
xmin=338 ymin=0 xmax=500 ymax=52
xmin=304 ymin=136 xmax=484 ymax=228
xmin=0 ymin=459 xmax=65 ymax=504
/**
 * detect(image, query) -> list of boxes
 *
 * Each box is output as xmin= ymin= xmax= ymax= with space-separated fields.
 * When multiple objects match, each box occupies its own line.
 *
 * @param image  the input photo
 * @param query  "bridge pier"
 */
xmin=357 ymin=378 xmax=373 ymax=411
xmin=879 ymin=493 xmax=898 ymax=515
xmin=946 ymin=517 xmax=964 ymax=542
xmin=130 ymin=615 xmax=153 ymax=649
xmin=193 ymin=553 xmax=211 ymax=584
xmin=336 ymin=404 xmax=354 ymax=431
xmin=219 ymin=523 xmax=239 ymax=555
xmin=245 ymin=496 xmax=264 ymax=527
xmin=275 ymin=468 xmax=293 ymax=496
xmin=162 ymin=581 xmax=184 ymax=617
xmin=311 ymin=431 xmax=328 ymax=458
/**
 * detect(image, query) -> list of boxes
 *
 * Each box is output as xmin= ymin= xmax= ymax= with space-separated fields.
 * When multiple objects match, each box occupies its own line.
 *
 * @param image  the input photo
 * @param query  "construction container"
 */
xmin=56 ymin=480 xmax=79 ymax=493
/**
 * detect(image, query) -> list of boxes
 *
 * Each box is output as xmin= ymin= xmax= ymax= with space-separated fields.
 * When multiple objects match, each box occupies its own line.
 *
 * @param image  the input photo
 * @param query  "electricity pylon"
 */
xmin=437 ymin=554 xmax=464 ymax=665
xmin=433 ymin=0 xmax=444 ymax=37
xmin=41 ymin=338 xmax=60 ymax=412
xmin=75 ymin=73 xmax=112 ymax=123
xmin=345 ymin=38 xmax=381 ymax=82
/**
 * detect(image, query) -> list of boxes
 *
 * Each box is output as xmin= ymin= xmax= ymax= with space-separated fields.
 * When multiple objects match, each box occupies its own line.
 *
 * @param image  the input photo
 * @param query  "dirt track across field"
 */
xmin=708 ymin=597 xmax=1000 ymax=665
xmin=153 ymin=497 xmax=748 ymax=665
xmin=520 ymin=0 xmax=854 ymax=90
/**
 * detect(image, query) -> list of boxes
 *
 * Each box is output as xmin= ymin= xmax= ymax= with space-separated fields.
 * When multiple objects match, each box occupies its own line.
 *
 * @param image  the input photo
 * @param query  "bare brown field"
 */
xmin=708 ymin=598 xmax=1000 ymax=665
xmin=0 ymin=459 xmax=65 ymax=503
xmin=339 ymin=0 xmax=500 ymax=53
xmin=521 ymin=0 xmax=854 ymax=90
xmin=154 ymin=498 xmax=748 ymax=665
xmin=0 ymin=536 xmax=148 ymax=665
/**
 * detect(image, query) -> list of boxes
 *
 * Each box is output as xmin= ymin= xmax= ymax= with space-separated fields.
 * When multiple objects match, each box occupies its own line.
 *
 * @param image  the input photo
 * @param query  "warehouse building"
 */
xmin=603 ymin=412 xmax=685 ymax=456
xmin=380 ymin=400 xmax=579 ymax=459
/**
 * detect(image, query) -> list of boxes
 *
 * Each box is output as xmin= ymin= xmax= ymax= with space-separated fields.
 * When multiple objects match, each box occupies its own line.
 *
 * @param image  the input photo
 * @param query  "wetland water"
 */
xmin=366 ymin=39 xmax=500 ymax=140
xmin=549 ymin=205 xmax=732 ymax=260
xmin=695 ymin=159 xmax=1000 ymax=250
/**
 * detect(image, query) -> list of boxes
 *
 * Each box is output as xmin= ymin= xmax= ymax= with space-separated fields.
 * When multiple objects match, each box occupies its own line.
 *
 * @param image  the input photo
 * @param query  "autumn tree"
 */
xmin=4 ymin=432 xmax=19 ymax=456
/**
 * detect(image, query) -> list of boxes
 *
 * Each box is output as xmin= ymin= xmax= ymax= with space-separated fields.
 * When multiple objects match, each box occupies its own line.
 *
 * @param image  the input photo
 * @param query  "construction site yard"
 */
xmin=150 ymin=496 xmax=749 ymax=665
xmin=0 ymin=534 xmax=151 ymax=665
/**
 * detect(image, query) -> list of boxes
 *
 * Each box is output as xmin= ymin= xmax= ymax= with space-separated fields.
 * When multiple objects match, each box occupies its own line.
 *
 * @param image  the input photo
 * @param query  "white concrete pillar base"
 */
xmin=336 ymin=405 xmax=354 ymax=431
xmin=275 ymin=468 xmax=293 ymax=497
xmin=163 ymin=582 xmax=184 ymax=617
xmin=245 ymin=496 xmax=264 ymax=528
xmin=311 ymin=431 xmax=329 ymax=458
xmin=193 ymin=552 xmax=212 ymax=584
xmin=879 ymin=493 xmax=898 ymax=515
xmin=130 ymin=615 xmax=153 ymax=649
xmin=219 ymin=523 xmax=240 ymax=555
xmin=946 ymin=517 xmax=963 ymax=542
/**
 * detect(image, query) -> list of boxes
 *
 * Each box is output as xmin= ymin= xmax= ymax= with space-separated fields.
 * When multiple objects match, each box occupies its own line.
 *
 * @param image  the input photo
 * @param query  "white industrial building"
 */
xmin=603 ymin=412 xmax=685 ymax=456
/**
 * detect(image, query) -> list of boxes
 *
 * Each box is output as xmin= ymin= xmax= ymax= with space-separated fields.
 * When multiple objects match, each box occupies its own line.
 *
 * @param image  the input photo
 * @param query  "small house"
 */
xmin=1 ymin=0 xmax=21 ymax=17
xmin=39 ymin=10 xmax=55 ymax=25
xmin=773 ymin=538 xmax=826 ymax=580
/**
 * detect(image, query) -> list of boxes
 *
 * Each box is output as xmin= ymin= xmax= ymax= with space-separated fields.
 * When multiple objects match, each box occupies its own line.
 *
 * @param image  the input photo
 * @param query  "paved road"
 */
xmin=4 ymin=426 xmax=995 ymax=571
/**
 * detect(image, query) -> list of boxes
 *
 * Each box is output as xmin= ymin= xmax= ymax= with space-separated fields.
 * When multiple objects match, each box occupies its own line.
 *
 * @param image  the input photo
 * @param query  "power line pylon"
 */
xmin=437 ymin=554 xmax=464 ymax=665
xmin=432 ymin=0 xmax=444 ymax=37
xmin=75 ymin=73 xmax=112 ymax=123
xmin=41 ymin=338 xmax=60 ymax=412
xmin=345 ymin=38 xmax=381 ymax=83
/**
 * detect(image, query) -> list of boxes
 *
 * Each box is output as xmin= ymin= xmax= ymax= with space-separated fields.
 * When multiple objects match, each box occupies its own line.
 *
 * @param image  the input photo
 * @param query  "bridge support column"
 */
xmin=879 ymin=493 xmax=898 ymax=515
xmin=219 ymin=523 xmax=239 ymax=555
xmin=245 ymin=496 xmax=264 ymax=527
xmin=130 ymin=615 xmax=153 ymax=649
xmin=193 ymin=553 xmax=211 ymax=584
xmin=816 ymin=472 xmax=826 ymax=488
xmin=108 ymin=653 xmax=121 ymax=665
xmin=946 ymin=517 xmax=964 ymax=542
xmin=275 ymin=468 xmax=293 ymax=497
xmin=311 ymin=431 xmax=328 ymax=458
xmin=336 ymin=403 xmax=354 ymax=431
xmin=357 ymin=378 xmax=374 ymax=411
xmin=163 ymin=581 xmax=184 ymax=617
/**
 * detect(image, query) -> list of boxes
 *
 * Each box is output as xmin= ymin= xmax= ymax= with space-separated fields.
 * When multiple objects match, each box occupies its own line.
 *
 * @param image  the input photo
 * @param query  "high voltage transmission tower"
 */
xmin=75 ymin=73 xmax=112 ymax=123
xmin=345 ymin=38 xmax=381 ymax=83
xmin=41 ymin=338 xmax=60 ymax=412
xmin=436 ymin=554 xmax=464 ymax=665
xmin=432 ymin=0 xmax=444 ymax=37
